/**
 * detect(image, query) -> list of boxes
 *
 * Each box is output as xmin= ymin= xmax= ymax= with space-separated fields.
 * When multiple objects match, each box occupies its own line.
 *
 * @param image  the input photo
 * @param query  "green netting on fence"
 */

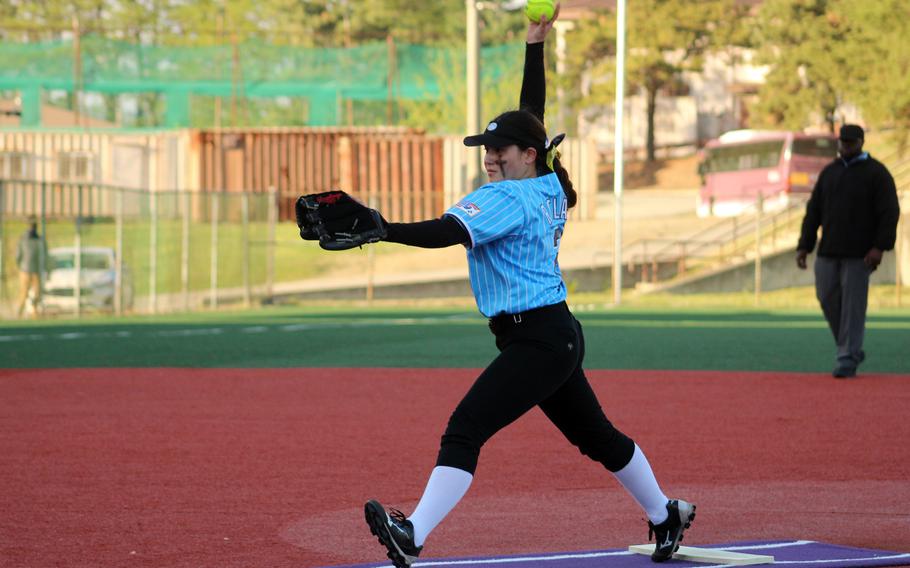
xmin=0 ymin=36 xmax=523 ymax=126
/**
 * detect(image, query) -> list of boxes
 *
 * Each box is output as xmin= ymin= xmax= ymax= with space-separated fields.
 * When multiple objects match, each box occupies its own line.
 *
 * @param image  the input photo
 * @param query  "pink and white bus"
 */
xmin=696 ymin=130 xmax=837 ymax=217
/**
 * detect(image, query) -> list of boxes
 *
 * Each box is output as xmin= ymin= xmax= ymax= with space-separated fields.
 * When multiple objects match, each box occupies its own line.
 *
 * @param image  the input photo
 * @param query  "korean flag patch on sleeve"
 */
xmin=455 ymin=201 xmax=482 ymax=217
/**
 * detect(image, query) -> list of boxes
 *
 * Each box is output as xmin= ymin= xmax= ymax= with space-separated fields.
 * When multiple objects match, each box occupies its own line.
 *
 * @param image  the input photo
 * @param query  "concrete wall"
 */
xmin=277 ymin=260 xmax=680 ymax=302
xmin=664 ymin=249 xmax=900 ymax=295
xmin=260 ymin=245 xmax=905 ymax=304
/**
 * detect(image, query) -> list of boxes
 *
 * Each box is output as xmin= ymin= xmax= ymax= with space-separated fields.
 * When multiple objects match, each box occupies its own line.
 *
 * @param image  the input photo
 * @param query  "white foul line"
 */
xmin=365 ymin=541 xmax=910 ymax=568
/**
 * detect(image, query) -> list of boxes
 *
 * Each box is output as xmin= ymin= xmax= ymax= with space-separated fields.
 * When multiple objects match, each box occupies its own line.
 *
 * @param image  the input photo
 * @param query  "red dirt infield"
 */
xmin=1 ymin=368 xmax=908 ymax=568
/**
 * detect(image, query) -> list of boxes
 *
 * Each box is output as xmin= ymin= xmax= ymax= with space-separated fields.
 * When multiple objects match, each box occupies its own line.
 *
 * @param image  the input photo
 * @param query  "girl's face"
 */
xmin=483 ymin=144 xmax=538 ymax=182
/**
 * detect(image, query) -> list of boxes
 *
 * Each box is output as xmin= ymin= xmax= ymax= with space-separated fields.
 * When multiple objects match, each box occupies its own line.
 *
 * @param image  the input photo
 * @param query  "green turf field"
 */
xmin=2 ymin=304 xmax=908 ymax=373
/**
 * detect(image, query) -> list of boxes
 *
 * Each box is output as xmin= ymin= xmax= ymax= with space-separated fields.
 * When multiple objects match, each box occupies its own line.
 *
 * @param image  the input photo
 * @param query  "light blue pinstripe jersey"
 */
xmin=445 ymin=173 xmax=568 ymax=317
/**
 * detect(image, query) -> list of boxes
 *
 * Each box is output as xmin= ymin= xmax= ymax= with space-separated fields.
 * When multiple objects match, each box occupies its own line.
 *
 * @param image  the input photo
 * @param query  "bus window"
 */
xmin=704 ymin=140 xmax=784 ymax=173
xmin=792 ymin=137 xmax=837 ymax=158
xmin=697 ymin=131 xmax=835 ymax=217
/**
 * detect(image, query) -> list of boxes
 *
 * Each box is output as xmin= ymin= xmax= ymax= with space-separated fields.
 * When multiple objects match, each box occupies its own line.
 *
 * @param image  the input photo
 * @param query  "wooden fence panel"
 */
xmin=1 ymin=129 xmax=598 ymax=224
xmin=422 ymin=140 xmax=435 ymax=218
xmin=401 ymin=138 xmax=415 ymax=221
xmin=367 ymin=139 xmax=380 ymax=208
xmin=390 ymin=139 xmax=403 ymax=222
xmin=193 ymin=129 xmax=449 ymax=222
xmin=383 ymin=139 xmax=393 ymax=213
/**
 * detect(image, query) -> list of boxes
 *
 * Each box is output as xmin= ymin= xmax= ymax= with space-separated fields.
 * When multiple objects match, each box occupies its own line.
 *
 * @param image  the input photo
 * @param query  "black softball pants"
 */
xmin=436 ymin=301 xmax=635 ymax=475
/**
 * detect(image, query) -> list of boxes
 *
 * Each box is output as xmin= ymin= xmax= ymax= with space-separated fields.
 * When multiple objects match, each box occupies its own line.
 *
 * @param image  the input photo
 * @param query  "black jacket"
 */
xmin=797 ymin=154 xmax=900 ymax=258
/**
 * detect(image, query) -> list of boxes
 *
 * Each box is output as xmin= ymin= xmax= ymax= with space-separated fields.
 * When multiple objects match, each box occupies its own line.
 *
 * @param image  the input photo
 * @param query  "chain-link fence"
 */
xmin=0 ymin=180 xmax=282 ymax=318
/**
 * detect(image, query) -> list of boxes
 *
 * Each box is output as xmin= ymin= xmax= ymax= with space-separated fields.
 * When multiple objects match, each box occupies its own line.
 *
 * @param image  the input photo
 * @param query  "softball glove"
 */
xmin=295 ymin=190 xmax=387 ymax=251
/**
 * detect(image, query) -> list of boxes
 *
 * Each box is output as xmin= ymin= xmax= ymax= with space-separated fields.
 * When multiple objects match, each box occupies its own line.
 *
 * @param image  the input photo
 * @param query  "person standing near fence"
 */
xmin=15 ymin=216 xmax=48 ymax=318
xmin=796 ymin=124 xmax=901 ymax=378
xmin=360 ymin=8 xmax=696 ymax=567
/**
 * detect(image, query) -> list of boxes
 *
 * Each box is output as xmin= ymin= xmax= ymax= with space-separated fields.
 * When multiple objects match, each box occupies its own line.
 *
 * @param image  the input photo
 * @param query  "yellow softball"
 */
xmin=525 ymin=0 xmax=555 ymax=22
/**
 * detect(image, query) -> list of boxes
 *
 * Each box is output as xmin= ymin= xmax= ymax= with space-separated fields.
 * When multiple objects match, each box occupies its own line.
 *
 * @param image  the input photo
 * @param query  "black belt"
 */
xmin=488 ymin=301 xmax=569 ymax=333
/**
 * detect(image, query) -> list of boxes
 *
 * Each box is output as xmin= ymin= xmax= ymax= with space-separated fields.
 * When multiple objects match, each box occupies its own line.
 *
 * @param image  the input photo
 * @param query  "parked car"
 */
xmin=43 ymin=246 xmax=133 ymax=312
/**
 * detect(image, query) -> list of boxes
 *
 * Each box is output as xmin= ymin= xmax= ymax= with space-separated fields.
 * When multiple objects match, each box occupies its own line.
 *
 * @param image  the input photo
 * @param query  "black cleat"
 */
xmin=832 ymin=365 xmax=857 ymax=379
xmin=648 ymin=499 xmax=696 ymax=562
xmin=364 ymin=500 xmax=422 ymax=568
xmin=834 ymin=351 xmax=865 ymax=378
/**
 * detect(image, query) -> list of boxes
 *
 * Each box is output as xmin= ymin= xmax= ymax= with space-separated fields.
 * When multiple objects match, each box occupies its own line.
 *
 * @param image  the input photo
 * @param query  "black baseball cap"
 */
xmin=463 ymin=111 xmax=547 ymax=149
xmin=838 ymin=124 xmax=864 ymax=141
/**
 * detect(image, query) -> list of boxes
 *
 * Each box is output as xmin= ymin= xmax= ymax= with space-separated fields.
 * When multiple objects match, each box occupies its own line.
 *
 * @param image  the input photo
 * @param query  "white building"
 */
xmin=577 ymin=48 xmax=771 ymax=156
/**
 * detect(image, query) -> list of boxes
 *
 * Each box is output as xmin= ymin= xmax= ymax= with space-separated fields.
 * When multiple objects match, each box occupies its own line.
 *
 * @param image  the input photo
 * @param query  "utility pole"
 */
xmin=613 ymin=0 xmax=626 ymax=305
xmin=466 ymin=0 xmax=482 ymax=192
xmin=231 ymin=30 xmax=240 ymax=126
xmin=72 ymin=15 xmax=82 ymax=127
xmin=215 ymin=7 xmax=224 ymax=129
xmin=554 ymin=20 xmax=575 ymax=135
xmin=387 ymin=34 xmax=397 ymax=124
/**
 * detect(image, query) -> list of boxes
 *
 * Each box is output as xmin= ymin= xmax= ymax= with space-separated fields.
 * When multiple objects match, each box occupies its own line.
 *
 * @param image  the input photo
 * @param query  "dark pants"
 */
xmin=436 ymin=302 xmax=635 ymax=475
xmin=814 ymin=256 xmax=871 ymax=367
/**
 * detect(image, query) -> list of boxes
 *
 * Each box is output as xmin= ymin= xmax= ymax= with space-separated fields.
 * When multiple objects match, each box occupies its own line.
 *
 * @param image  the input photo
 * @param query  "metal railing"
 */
xmin=624 ymin=152 xmax=910 ymax=304
xmin=624 ymin=195 xmax=805 ymax=285
xmin=889 ymin=154 xmax=910 ymax=305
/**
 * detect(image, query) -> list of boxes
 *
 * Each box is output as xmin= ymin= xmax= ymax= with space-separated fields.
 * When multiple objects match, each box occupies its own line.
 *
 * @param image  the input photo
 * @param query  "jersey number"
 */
xmin=553 ymin=228 xmax=563 ymax=273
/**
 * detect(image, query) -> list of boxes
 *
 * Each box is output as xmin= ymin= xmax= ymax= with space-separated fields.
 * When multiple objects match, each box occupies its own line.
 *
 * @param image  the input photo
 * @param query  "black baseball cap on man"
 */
xmin=463 ymin=111 xmax=547 ymax=150
xmin=839 ymin=124 xmax=864 ymax=141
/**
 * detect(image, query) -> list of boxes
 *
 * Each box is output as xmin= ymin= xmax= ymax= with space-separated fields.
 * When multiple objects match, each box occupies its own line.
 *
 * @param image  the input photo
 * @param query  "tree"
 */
xmin=396 ymin=44 xmax=523 ymax=134
xmin=563 ymin=0 xmax=725 ymax=162
xmin=836 ymin=0 xmax=910 ymax=154
xmin=751 ymin=0 xmax=853 ymax=133
xmin=1 ymin=0 xmax=529 ymax=129
xmin=752 ymin=0 xmax=910 ymax=153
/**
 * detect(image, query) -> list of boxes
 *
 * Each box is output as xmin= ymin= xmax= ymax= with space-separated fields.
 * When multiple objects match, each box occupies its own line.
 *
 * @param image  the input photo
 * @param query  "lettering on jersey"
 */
xmin=456 ymin=201 xmax=482 ymax=217
xmin=539 ymin=196 xmax=568 ymax=225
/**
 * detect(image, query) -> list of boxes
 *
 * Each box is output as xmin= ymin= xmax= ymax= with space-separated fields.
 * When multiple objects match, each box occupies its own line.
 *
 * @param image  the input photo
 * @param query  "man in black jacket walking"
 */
xmin=796 ymin=124 xmax=900 ymax=378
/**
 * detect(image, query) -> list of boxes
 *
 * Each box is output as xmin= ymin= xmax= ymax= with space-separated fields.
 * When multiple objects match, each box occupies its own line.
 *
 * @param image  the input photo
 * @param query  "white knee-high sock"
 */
xmin=612 ymin=444 xmax=669 ymax=524
xmin=407 ymin=465 xmax=473 ymax=547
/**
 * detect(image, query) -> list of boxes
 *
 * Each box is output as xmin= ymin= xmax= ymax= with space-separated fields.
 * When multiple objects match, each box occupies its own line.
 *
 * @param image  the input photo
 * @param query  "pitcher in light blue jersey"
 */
xmin=362 ymin=10 xmax=695 ymax=566
xmin=448 ymin=111 xmax=569 ymax=318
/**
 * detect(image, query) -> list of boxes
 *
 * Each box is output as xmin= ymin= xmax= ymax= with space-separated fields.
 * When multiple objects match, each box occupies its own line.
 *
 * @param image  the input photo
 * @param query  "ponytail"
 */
xmin=551 ymin=156 xmax=577 ymax=209
xmin=536 ymin=150 xmax=577 ymax=209
xmin=492 ymin=108 xmax=577 ymax=208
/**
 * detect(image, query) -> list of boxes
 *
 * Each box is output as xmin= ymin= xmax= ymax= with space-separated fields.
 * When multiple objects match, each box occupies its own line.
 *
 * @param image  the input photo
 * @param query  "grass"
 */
xmin=2 ymin=299 xmax=908 ymax=373
xmin=572 ymin=285 xmax=910 ymax=311
xmin=1 ymin=216 xmax=404 ymax=298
